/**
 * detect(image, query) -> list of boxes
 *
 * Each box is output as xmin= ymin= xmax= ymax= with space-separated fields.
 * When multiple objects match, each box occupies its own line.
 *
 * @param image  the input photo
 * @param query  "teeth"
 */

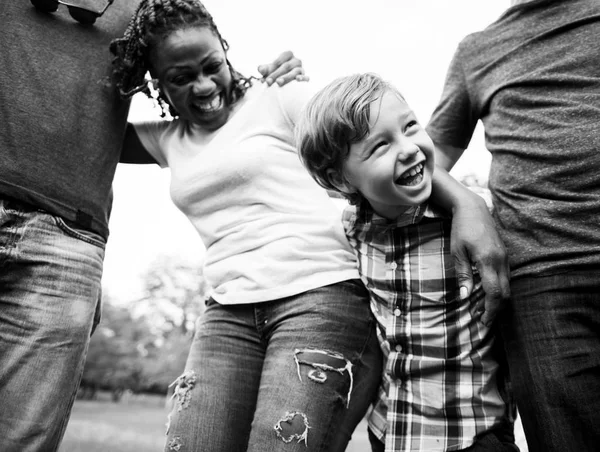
xmin=400 ymin=163 xmax=422 ymax=180
xmin=194 ymin=94 xmax=222 ymax=112
xmin=396 ymin=163 xmax=424 ymax=186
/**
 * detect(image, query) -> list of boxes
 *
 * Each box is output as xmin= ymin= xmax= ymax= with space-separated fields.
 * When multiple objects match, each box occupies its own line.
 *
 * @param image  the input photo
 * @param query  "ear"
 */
xmin=326 ymin=168 xmax=357 ymax=196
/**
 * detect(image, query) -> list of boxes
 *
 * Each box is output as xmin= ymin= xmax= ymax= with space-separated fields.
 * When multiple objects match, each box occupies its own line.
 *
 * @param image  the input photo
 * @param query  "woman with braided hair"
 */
xmin=111 ymin=0 xmax=383 ymax=450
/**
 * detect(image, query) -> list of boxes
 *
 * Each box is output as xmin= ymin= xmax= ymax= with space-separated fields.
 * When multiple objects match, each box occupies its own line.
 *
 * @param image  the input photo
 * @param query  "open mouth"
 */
xmin=395 ymin=163 xmax=424 ymax=186
xmin=192 ymin=92 xmax=224 ymax=114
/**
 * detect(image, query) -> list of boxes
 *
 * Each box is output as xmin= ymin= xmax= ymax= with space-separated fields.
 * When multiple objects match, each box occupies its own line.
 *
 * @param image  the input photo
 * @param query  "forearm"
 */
xmin=431 ymin=166 xmax=485 ymax=214
xmin=120 ymin=122 xmax=159 ymax=165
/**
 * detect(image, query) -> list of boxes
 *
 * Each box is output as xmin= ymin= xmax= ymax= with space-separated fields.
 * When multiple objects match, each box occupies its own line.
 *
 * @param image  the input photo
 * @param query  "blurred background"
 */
xmin=61 ymin=1 xmax=526 ymax=451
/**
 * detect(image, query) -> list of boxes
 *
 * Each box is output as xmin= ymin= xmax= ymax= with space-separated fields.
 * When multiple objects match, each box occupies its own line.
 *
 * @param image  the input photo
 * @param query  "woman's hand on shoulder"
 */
xmin=257 ymin=51 xmax=309 ymax=87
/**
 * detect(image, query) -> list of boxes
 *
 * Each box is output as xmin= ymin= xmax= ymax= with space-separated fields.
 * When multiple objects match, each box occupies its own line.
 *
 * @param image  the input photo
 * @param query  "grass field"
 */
xmin=60 ymin=394 xmax=526 ymax=451
xmin=59 ymin=394 xmax=372 ymax=452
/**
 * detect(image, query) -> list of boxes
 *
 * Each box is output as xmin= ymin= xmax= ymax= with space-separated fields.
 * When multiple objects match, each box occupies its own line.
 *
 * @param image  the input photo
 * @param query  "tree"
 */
xmin=80 ymin=256 xmax=209 ymax=399
xmin=129 ymin=256 xmax=208 ymax=393
xmin=80 ymin=298 xmax=154 ymax=400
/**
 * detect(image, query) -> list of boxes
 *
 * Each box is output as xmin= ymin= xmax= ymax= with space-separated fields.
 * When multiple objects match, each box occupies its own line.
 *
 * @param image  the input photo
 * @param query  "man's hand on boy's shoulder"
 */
xmin=450 ymin=195 xmax=510 ymax=327
xmin=257 ymin=51 xmax=310 ymax=87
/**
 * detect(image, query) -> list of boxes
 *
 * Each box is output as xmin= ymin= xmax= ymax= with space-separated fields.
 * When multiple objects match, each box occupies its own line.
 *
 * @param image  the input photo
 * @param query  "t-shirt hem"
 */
xmin=209 ymin=270 xmax=360 ymax=305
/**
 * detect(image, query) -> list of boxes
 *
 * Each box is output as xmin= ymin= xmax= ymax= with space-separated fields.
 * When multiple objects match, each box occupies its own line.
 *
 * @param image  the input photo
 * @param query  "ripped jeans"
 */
xmin=165 ymin=279 xmax=382 ymax=452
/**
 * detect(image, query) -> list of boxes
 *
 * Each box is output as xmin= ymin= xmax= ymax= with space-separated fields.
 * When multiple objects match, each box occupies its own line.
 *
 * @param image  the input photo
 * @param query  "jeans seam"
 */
xmin=53 ymin=216 xmax=105 ymax=249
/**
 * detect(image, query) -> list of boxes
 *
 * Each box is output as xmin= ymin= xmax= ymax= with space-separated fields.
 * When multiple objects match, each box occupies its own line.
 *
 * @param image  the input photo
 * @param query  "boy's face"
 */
xmin=341 ymin=90 xmax=435 ymax=219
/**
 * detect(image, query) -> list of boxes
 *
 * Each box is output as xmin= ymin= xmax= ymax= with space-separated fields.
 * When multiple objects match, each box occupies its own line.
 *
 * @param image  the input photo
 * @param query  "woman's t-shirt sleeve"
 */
xmin=132 ymin=120 xmax=170 ymax=168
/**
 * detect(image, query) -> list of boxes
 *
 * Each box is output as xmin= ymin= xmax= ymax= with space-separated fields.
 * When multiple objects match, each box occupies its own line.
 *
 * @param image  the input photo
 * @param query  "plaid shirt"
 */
xmin=343 ymin=202 xmax=513 ymax=452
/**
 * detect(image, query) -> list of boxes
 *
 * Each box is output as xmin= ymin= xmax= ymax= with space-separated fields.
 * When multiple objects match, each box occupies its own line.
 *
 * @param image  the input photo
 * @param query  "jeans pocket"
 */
xmin=54 ymin=217 xmax=106 ymax=249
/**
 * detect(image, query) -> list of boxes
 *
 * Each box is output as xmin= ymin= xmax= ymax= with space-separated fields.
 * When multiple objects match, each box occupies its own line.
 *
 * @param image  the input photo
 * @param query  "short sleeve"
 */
xmin=426 ymin=41 xmax=479 ymax=150
xmin=132 ymin=120 xmax=170 ymax=168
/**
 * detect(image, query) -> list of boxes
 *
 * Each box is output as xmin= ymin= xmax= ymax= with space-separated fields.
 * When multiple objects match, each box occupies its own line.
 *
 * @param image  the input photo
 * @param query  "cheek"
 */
xmin=220 ymin=70 xmax=234 ymax=94
xmin=365 ymin=166 xmax=392 ymax=194
xmin=164 ymin=88 xmax=187 ymax=110
xmin=420 ymin=136 xmax=436 ymax=164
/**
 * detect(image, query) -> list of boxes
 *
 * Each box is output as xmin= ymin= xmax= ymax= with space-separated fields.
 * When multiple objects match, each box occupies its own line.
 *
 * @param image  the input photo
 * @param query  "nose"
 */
xmin=396 ymin=137 xmax=420 ymax=162
xmin=191 ymin=75 xmax=215 ymax=96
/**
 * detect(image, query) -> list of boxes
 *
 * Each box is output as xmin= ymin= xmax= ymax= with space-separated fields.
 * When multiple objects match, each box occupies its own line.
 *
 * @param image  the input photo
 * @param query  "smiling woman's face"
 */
xmin=150 ymin=26 xmax=233 ymax=131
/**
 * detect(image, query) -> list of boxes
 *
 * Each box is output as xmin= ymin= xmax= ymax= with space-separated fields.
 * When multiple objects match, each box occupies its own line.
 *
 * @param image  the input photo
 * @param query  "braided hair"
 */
xmin=110 ymin=0 xmax=253 ymax=118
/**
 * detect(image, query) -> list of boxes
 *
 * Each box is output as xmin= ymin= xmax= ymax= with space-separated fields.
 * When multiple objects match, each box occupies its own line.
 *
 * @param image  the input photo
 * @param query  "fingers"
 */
xmin=270 ymin=66 xmax=308 ymax=87
xmin=455 ymin=253 xmax=474 ymax=301
xmin=257 ymin=50 xmax=294 ymax=78
xmin=256 ymin=51 xmax=309 ymax=87
xmin=477 ymin=256 xmax=510 ymax=326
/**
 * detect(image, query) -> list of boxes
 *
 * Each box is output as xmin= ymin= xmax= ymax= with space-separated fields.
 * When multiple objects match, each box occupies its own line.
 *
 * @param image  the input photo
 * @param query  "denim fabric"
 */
xmin=165 ymin=279 xmax=382 ymax=452
xmin=500 ymin=270 xmax=600 ymax=452
xmin=0 ymin=198 xmax=105 ymax=452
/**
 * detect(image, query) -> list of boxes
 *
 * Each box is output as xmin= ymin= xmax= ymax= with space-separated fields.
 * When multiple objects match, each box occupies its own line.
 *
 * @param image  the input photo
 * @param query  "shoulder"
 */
xmin=261 ymin=81 xmax=320 ymax=126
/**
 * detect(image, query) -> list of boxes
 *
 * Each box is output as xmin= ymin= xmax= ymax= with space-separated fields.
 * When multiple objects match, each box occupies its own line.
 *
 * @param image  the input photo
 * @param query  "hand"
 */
xmin=451 ymin=193 xmax=510 ymax=326
xmin=257 ymin=51 xmax=310 ymax=87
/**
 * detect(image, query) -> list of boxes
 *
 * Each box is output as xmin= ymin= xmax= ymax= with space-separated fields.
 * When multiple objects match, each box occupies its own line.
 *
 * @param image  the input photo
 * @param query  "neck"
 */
xmin=369 ymin=201 xmax=413 ymax=221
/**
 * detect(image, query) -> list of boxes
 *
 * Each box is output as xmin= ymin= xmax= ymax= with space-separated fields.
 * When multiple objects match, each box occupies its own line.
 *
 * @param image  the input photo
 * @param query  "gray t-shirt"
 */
xmin=0 ymin=1 xmax=139 ymax=238
xmin=427 ymin=0 xmax=600 ymax=278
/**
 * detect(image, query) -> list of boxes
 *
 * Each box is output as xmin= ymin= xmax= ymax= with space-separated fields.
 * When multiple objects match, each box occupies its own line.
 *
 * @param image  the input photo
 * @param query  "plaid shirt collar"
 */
xmin=346 ymin=200 xmax=440 ymax=236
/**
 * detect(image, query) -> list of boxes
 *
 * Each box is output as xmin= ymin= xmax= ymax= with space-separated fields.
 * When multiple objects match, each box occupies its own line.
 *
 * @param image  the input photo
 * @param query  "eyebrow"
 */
xmin=167 ymin=50 xmax=222 ymax=72
xmin=355 ymin=133 xmax=380 ymax=160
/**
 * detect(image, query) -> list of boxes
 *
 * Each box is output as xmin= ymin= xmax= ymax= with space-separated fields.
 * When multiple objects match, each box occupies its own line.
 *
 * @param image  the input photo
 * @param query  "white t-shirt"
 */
xmin=134 ymin=82 xmax=359 ymax=304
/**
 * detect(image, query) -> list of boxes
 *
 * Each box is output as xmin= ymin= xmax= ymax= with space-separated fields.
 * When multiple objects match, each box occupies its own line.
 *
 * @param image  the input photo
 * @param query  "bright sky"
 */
xmin=103 ymin=0 xmax=511 ymax=302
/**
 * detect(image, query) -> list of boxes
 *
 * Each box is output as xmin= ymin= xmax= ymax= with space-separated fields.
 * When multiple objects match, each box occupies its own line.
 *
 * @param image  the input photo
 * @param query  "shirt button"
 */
xmin=390 ymin=262 xmax=398 ymax=270
xmin=395 ymin=345 xmax=402 ymax=352
xmin=394 ymin=308 xmax=401 ymax=317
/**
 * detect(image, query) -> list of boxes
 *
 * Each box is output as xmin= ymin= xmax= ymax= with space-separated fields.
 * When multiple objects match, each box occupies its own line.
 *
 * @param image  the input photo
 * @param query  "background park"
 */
xmin=59 ymin=1 xmax=527 ymax=450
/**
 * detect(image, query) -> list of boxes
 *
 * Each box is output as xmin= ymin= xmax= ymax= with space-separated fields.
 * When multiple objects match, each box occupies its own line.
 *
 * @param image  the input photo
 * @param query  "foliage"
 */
xmin=80 ymin=257 xmax=208 ymax=399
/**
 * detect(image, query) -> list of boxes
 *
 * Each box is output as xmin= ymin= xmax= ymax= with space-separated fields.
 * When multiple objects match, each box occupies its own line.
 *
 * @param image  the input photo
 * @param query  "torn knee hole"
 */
xmin=294 ymin=348 xmax=354 ymax=407
xmin=274 ymin=411 xmax=310 ymax=446
xmin=169 ymin=370 xmax=197 ymax=411
xmin=167 ymin=436 xmax=183 ymax=451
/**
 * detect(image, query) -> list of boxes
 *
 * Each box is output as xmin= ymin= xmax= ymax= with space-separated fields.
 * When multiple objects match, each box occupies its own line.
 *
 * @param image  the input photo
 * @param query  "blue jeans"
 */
xmin=500 ymin=270 xmax=600 ymax=452
xmin=165 ymin=279 xmax=382 ymax=452
xmin=0 ymin=198 xmax=105 ymax=452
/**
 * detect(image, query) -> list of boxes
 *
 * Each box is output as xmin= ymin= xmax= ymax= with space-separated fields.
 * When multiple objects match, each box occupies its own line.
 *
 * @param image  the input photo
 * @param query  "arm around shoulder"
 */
xmin=431 ymin=166 xmax=510 ymax=327
xmin=120 ymin=123 xmax=159 ymax=165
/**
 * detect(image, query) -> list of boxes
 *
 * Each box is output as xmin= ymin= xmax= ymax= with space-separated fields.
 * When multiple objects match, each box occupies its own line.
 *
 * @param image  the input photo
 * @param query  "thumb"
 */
xmin=455 ymin=255 xmax=474 ymax=300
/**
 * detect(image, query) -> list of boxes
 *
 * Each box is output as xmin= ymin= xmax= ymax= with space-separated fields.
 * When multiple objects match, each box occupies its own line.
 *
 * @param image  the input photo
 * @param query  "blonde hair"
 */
xmin=296 ymin=73 xmax=403 ymax=204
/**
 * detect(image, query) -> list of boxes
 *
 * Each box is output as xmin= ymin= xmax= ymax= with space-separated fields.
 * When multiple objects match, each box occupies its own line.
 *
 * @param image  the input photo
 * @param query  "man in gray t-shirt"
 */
xmin=427 ymin=0 xmax=600 ymax=451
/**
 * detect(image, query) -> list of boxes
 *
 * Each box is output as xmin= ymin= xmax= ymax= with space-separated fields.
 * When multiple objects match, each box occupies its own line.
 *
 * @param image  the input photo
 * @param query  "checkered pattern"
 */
xmin=343 ymin=203 xmax=512 ymax=452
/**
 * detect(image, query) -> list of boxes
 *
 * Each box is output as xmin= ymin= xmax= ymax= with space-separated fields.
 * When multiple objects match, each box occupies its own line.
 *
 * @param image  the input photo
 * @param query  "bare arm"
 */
xmin=120 ymin=123 xmax=158 ymax=165
xmin=431 ymin=146 xmax=510 ymax=326
xmin=434 ymin=141 xmax=465 ymax=171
